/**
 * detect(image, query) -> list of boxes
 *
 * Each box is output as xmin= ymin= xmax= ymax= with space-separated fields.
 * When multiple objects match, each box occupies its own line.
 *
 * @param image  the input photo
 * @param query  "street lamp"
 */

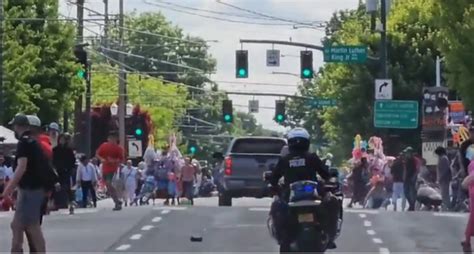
xmin=110 ymin=102 xmax=118 ymax=116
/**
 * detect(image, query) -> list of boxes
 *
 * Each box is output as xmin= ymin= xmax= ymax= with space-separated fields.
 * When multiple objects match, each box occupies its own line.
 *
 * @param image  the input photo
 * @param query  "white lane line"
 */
xmin=346 ymin=209 xmax=379 ymax=214
xmin=372 ymin=238 xmax=383 ymax=244
xmin=116 ymin=244 xmax=131 ymax=251
xmin=152 ymin=217 xmax=162 ymax=223
xmin=433 ymin=212 xmax=466 ymax=218
xmin=249 ymin=207 xmax=270 ymax=212
xmin=364 ymin=220 xmax=372 ymax=227
xmin=161 ymin=210 xmax=170 ymax=214
xmin=141 ymin=225 xmax=154 ymax=231
xmin=359 ymin=214 xmax=367 ymax=218
xmin=379 ymin=247 xmax=390 ymax=254
xmin=153 ymin=207 xmax=187 ymax=211
xmin=367 ymin=229 xmax=376 ymax=235
xmin=130 ymin=234 xmax=142 ymax=240
xmin=61 ymin=208 xmax=98 ymax=215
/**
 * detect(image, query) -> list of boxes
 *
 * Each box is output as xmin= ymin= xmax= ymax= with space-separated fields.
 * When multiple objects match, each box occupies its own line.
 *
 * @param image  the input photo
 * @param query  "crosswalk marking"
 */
xmin=249 ymin=207 xmax=270 ymax=212
xmin=153 ymin=207 xmax=187 ymax=211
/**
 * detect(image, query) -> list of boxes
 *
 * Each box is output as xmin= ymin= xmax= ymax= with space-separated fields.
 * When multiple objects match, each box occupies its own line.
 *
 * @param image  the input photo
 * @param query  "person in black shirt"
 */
xmin=1 ymin=114 xmax=46 ymax=253
xmin=270 ymin=128 xmax=339 ymax=251
xmin=53 ymin=133 xmax=76 ymax=213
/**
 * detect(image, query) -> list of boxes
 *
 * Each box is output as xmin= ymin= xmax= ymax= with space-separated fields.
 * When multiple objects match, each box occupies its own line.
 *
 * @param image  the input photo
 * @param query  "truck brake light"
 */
xmin=224 ymin=156 xmax=232 ymax=175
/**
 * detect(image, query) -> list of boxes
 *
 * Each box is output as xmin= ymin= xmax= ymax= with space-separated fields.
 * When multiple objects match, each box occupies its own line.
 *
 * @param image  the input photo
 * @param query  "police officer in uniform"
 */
xmin=270 ymin=128 xmax=340 ymax=251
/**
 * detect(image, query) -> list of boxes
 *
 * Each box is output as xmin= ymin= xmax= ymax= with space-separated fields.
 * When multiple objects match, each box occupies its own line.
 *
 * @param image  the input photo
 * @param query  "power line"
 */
xmin=99 ymin=46 xmax=207 ymax=73
xmin=88 ymin=48 xmax=220 ymax=94
xmin=215 ymin=0 xmax=324 ymax=28
xmin=149 ymin=0 xmax=275 ymax=21
xmin=142 ymin=0 xmax=296 ymax=27
xmin=67 ymin=0 xmax=213 ymax=46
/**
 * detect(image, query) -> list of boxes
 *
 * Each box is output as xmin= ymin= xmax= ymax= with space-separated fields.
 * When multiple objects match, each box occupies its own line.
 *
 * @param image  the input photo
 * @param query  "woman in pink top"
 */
xmin=181 ymin=157 xmax=196 ymax=205
xmin=462 ymin=147 xmax=474 ymax=253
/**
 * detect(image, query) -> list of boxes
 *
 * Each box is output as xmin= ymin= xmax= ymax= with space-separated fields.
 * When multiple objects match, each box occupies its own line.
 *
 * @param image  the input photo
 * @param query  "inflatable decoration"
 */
xmin=352 ymin=134 xmax=363 ymax=161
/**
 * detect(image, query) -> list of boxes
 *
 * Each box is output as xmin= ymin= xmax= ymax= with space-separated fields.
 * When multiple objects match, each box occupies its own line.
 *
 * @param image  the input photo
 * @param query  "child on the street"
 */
xmin=166 ymin=170 xmax=179 ymax=205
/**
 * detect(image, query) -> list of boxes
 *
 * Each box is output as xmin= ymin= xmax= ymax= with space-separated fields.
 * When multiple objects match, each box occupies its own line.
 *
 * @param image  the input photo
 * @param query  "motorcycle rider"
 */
xmin=270 ymin=128 xmax=340 ymax=251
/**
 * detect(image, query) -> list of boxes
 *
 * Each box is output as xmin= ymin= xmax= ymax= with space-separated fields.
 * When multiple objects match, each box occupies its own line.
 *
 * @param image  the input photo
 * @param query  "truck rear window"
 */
xmin=231 ymin=139 xmax=286 ymax=154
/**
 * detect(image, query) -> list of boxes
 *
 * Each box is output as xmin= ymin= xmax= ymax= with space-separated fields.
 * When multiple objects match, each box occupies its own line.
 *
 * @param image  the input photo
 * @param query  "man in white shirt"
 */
xmin=76 ymin=155 xmax=98 ymax=208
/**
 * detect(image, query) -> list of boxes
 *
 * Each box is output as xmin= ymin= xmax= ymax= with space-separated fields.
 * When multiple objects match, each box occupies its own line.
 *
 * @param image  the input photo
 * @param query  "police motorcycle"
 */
xmin=264 ymin=170 xmax=343 ymax=253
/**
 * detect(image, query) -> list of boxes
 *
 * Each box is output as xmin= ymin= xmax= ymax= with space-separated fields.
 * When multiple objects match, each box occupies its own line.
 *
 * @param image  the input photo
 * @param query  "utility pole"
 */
xmin=0 ymin=0 xmax=4 ymax=125
xmin=118 ymin=0 xmax=127 ymax=150
xmin=436 ymin=56 xmax=442 ymax=87
xmin=103 ymin=0 xmax=109 ymax=48
xmin=380 ymin=0 xmax=388 ymax=79
xmin=73 ymin=0 xmax=84 ymax=138
xmin=85 ymin=61 xmax=92 ymax=158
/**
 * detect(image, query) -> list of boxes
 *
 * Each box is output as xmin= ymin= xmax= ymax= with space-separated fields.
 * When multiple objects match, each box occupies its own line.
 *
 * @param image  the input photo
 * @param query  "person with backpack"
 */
xmin=1 ymin=114 xmax=55 ymax=253
xmin=53 ymin=133 xmax=76 ymax=214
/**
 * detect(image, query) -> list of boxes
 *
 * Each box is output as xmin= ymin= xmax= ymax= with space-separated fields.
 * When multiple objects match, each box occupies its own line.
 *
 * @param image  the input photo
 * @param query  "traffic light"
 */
xmin=222 ymin=100 xmax=233 ymax=123
xmin=74 ymin=46 xmax=88 ymax=80
xmin=236 ymin=50 xmax=248 ymax=78
xmin=300 ymin=50 xmax=313 ymax=79
xmin=188 ymin=140 xmax=198 ymax=154
xmin=275 ymin=100 xmax=286 ymax=123
xmin=133 ymin=115 xmax=145 ymax=139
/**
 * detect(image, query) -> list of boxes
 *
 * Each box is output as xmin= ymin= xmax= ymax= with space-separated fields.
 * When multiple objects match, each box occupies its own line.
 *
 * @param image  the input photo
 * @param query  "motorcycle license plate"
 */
xmin=297 ymin=213 xmax=314 ymax=223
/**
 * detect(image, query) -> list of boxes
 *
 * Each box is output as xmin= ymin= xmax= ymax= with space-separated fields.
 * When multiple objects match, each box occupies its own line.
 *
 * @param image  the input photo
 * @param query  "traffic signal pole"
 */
xmin=85 ymin=61 xmax=92 ymax=158
xmin=380 ymin=0 xmax=388 ymax=79
xmin=0 ymin=0 xmax=4 ymax=124
xmin=118 ymin=0 xmax=127 ymax=151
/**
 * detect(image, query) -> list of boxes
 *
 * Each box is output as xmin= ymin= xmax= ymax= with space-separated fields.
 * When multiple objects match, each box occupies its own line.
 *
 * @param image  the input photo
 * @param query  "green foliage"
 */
xmin=287 ymin=1 xmax=439 ymax=162
xmin=91 ymin=64 xmax=188 ymax=146
xmin=3 ymin=0 xmax=81 ymax=124
xmin=435 ymin=0 xmax=474 ymax=109
xmin=107 ymin=11 xmax=216 ymax=86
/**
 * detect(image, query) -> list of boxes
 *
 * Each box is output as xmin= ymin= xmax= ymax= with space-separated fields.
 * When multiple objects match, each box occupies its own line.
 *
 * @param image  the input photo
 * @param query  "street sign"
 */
xmin=423 ymin=141 xmax=447 ymax=166
xmin=374 ymin=100 xmax=419 ymax=129
xmin=128 ymin=140 xmax=143 ymax=158
xmin=375 ymin=79 xmax=393 ymax=100
xmin=249 ymin=100 xmax=259 ymax=113
xmin=323 ymin=45 xmax=367 ymax=63
xmin=308 ymin=99 xmax=337 ymax=108
xmin=266 ymin=49 xmax=280 ymax=67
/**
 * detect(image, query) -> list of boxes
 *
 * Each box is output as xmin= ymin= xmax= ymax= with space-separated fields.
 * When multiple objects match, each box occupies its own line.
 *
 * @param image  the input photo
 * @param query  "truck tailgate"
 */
xmin=228 ymin=153 xmax=280 ymax=179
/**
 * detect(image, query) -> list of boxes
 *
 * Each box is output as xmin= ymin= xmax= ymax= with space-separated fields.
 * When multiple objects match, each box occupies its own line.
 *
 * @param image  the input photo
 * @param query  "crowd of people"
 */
xmin=344 ymin=134 xmax=473 ymax=213
xmin=0 ymin=114 xmax=218 ymax=253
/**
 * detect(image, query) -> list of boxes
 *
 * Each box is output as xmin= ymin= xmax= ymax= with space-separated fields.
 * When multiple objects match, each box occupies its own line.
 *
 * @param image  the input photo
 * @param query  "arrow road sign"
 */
xmin=375 ymin=79 xmax=393 ymax=100
xmin=266 ymin=49 xmax=280 ymax=67
xmin=128 ymin=140 xmax=143 ymax=158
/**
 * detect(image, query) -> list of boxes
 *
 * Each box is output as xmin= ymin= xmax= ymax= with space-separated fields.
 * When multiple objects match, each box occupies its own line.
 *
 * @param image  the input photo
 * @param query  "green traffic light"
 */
xmin=77 ymin=69 xmax=85 ymax=79
xmin=190 ymin=146 xmax=197 ymax=154
xmin=238 ymin=68 xmax=247 ymax=77
xmin=135 ymin=128 xmax=143 ymax=136
xmin=224 ymin=114 xmax=232 ymax=122
xmin=302 ymin=69 xmax=312 ymax=78
xmin=276 ymin=114 xmax=285 ymax=122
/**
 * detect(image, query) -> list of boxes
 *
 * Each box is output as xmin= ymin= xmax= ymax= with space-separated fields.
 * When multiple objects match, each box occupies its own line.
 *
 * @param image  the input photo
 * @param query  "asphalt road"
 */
xmin=0 ymin=197 xmax=470 ymax=253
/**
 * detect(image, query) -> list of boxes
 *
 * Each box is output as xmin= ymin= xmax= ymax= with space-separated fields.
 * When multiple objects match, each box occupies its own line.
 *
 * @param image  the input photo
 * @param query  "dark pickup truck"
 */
xmin=215 ymin=137 xmax=287 ymax=206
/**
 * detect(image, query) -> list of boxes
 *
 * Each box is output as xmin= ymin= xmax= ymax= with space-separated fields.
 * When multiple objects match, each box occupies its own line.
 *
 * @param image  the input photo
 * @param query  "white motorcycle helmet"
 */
xmin=287 ymin=128 xmax=310 ymax=154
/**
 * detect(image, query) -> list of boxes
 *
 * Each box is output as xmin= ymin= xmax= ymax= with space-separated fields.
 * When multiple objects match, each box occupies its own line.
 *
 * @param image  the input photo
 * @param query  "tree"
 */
xmin=435 ymin=0 xmax=474 ymax=109
xmin=89 ymin=64 xmax=188 ymax=145
xmin=107 ymin=11 xmax=216 ymax=86
xmin=3 ymin=0 xmax=81 ymax=124
xmin=287 ymin=1 xmax=439 ymax=162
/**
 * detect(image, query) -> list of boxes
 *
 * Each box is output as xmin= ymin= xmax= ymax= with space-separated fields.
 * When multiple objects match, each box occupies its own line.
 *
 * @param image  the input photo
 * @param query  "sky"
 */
xmin=59 ymin=0 xmax=360 ymax=131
